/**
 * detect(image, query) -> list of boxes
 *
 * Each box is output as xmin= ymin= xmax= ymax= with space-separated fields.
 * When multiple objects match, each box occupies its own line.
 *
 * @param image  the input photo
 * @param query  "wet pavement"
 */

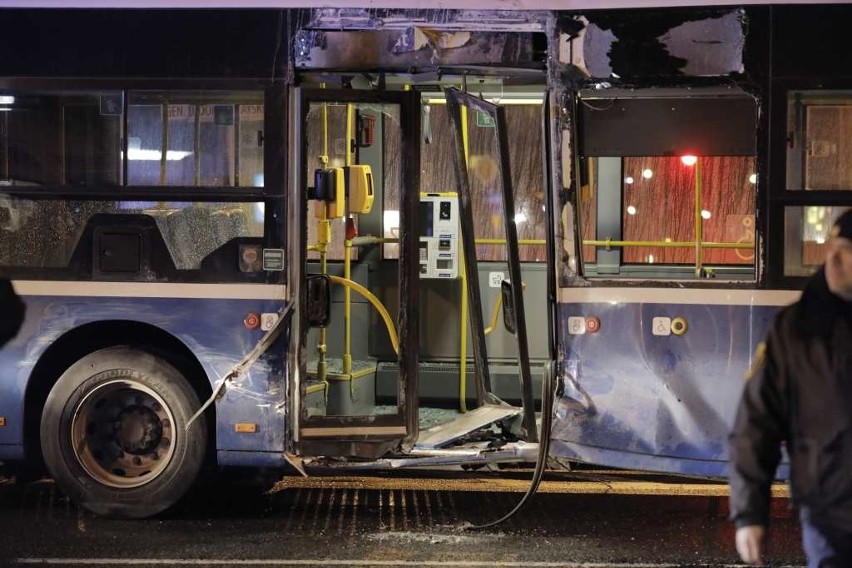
xmin=0 ymin=467 xmax=805 ymax=567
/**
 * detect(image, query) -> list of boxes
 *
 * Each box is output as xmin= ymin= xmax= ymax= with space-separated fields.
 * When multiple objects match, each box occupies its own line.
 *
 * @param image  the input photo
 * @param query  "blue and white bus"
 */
xmin=0 ymin=3 xmax=849 ymax=518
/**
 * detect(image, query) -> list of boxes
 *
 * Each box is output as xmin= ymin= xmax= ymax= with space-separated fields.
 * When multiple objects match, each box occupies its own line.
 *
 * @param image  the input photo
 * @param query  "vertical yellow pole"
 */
xmin=694 ymin=159 xmax=703 ymax=278
xmin=317 ymin=96 xmax=330 ymax=384
xmin=343 ymin=103 xmax=354 ymax=375
xmin=458 ymin=102 xmax=470 ymax=413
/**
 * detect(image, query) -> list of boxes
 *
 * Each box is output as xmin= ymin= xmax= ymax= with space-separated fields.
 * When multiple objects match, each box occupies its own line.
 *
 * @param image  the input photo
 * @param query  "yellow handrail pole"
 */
xmin=694 ymin=159 xmax=703 ymax=277
xmin=328 ymin=275 xmax=399 ymax=355
xmin=583 ymin=239 xmax=753 ymax=249
xmin=317 ymin=210 xmax=329 ymax=386
xmin=316 ymin=92 xmax=330 ymax=385
xmin=343 ymin=103 xmax=355 ymax=375
xmin=459 ymin=103 xmax=470 ymax=413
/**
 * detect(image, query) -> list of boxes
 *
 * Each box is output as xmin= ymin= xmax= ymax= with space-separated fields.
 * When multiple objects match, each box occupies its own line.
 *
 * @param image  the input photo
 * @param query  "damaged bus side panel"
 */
xmin=0 ymin=4 xmax=849 ymax=517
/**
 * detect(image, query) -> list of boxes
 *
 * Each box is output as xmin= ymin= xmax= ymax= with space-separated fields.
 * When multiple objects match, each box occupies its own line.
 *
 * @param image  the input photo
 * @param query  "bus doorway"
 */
xmin=291 ymin=89 xmax=420 ymax=458
xmin=289 ymin=82 xmax=552 ymax=462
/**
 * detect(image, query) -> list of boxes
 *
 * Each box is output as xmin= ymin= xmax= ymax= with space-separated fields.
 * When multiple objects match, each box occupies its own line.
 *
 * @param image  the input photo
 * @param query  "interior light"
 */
xmin=648 ymin=254 xmax=655 ymax=263
xmin=701 ymin=209 xmax=712 ymax=220
xmin=0 ymin=108 xmax=11 ymax=112
xmin=642 ymin=169 xmax=653 ymax=179
xmin=816 ymin=236 xmax=826 ymax=244
xmin=627 ymin=205 xmax=637 ymax=215
xmin=748 ymin=173 xmax=757 ymax=184
xmin=127 ymin=149 xmax=192 ymax=161
xmin=0 ymin=96 xmax=14 ymax=105
xmin=680 ymin=155 xmax=698 ymax=166
xmin=514 ymin=212 xmax=527 ymax=224
xmin=625 ymin=176 xmax=634 ymax=185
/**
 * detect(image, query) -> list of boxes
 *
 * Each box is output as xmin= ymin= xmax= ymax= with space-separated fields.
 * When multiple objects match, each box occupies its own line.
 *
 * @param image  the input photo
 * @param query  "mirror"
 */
xmin=306 ymin=274 xmax=331 ymax=327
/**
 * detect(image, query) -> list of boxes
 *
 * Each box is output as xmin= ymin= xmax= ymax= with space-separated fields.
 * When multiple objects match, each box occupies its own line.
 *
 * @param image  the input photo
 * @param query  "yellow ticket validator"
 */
xmin=345 ymin=165 xmax=374 ymax=215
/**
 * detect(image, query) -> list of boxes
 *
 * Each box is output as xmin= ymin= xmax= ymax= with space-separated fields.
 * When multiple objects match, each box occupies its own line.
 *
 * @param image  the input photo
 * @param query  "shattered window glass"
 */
xmin=0 ymin=197 xmax=264 ymax=271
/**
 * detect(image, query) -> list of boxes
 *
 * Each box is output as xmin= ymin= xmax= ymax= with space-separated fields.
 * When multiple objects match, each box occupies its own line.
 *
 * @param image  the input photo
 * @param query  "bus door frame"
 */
xmin=444 ymin=88 xmax=538 ymax=442
xmin=288 ymin=88 xmax=421 ymax=458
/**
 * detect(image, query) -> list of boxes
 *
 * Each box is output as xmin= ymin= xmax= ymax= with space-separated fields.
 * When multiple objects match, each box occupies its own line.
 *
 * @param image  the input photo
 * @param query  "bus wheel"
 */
xmin=40 ymin=347 xmax=207 ymax=518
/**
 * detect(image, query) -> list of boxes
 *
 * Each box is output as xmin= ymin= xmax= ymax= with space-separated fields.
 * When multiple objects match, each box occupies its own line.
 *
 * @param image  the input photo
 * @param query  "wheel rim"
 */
xmin=71 ymin=378 xmax=177 ymax=489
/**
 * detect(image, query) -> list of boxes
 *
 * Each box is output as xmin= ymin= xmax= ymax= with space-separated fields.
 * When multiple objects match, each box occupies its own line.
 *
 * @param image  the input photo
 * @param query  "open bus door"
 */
xmin=288 ymin=85 xmax=551 ymax=463
xmin=434 ymin=87 xmax=546 ymax=445
xmin=289 ymin=88 xmax=421 ymax=458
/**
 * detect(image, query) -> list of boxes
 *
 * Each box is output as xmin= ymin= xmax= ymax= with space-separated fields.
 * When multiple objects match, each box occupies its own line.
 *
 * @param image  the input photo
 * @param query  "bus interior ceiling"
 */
xmin=299 ymin=72 xmax=550 ymax=443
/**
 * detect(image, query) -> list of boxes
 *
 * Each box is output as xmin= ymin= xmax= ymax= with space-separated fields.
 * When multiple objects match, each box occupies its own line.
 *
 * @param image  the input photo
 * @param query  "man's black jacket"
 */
xmin=0 ymin=278 xmax=24 ymax=347
xmin=729 ymin=268 xmax=852 ymax=530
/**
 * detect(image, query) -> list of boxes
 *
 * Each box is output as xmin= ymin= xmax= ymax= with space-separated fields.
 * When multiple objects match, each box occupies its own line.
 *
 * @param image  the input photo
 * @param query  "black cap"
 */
xmin=831 ymin=209 xmax=852 ymax=240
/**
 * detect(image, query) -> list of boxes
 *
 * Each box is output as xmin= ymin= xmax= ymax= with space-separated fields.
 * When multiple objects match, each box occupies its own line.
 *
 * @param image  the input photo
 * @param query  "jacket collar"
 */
xmin=797 ymin=267 xmax=850 ymax=336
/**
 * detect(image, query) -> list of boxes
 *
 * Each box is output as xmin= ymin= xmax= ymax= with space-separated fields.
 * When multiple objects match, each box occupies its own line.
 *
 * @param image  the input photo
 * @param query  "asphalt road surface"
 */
xmin=0 ymin=467 xmax=805 ymax=567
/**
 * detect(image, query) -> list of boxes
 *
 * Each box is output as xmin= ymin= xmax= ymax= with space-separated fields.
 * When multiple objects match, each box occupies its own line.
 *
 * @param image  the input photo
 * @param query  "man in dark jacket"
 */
xmin=0 ymin=278 xmax=24 ymax=347
xmin=729 ymin=209 xmax=852 ymax=567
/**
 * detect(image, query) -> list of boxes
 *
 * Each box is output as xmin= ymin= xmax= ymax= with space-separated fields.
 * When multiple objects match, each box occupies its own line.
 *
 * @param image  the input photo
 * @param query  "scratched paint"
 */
xmin=0 ymin=295 xmax=289 ymax=461
xmin=550 ymin=300 xmax=789 ymax=478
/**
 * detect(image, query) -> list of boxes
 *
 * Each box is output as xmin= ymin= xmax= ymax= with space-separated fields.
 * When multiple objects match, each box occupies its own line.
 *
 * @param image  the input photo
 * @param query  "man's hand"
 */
xmin=735 ymin=525 xmax=767 ymax=565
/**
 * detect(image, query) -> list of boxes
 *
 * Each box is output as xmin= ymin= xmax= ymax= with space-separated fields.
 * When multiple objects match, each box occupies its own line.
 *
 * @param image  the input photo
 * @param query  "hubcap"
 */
xmin=71 ymin=379 xmax=176 ymax=489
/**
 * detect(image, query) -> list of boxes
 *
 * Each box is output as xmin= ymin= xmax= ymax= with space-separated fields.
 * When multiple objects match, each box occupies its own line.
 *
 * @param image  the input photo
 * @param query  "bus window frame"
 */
xmin=0 ymin=78 xmax=288 ymax=285
xmin=767 ymin=80 xmax=852 ymax=289
xmin=573 ymin=87 xmax=760 ymax=285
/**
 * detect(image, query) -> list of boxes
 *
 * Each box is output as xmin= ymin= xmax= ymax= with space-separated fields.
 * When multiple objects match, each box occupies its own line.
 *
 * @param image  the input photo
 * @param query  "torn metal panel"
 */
xmin=577 ymin=22 xmax=616 ymax=78
xmin=580 ymin=9 xmax=746 ymax=79
xmin=659 ymin=11 xmax=745 ymax=76
xmin=549 ymin=299 xmax=788 ymax=479
xmin=414 ymin=404 xmax=522 ymax=449
xmin=307 ymin=9 xmax=549 ymax=33
xmin=294 ymin=29 xmax=537 ymax=70
xmin=545 ymin=14 xmax=587 ymax=289
xmin=302 ymin=441 xmax=538 ymax=470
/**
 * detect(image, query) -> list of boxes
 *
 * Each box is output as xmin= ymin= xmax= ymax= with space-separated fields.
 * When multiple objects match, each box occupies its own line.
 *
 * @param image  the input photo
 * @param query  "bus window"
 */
xmin=783 ymin=206 xmax=847 ymax=277
xmin=0 ymin=91 xmax=122 ymax=187
xmin=784 ymin=92 xmax=852 ymax=277
xmin=386 ymin=99 xmax=546 ymax=262
xmin=787 ymin=91 xmax=852 ymax=191
xmin=577 ymin=91 xmax=757 ymax=280
xmin=127 ymin=91 xmax=263 ymax=188
xmin=579 ymin=155 xmax=756 ymax=279
xmin=0 ymin=198 xmax=264 ymax=278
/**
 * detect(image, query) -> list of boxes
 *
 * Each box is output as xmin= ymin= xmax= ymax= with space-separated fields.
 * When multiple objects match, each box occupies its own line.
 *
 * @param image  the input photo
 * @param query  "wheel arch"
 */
xmin=23 ymin=320 xmax=215 ymax=470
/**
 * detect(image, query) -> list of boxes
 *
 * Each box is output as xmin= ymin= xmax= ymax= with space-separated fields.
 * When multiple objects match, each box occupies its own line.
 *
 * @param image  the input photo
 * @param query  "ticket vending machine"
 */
xmin=418 ymin=193 xmax=460 ymax=279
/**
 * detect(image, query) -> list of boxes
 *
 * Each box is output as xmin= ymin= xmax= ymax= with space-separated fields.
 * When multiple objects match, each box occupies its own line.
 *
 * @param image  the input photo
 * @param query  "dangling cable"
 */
xmin=466 ymin=361 xmax=556 ymax=529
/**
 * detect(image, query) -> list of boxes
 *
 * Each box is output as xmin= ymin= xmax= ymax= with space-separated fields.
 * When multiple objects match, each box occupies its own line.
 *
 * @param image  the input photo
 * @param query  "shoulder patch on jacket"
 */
xmin=745 ymin=342 xmax=766 ymax=381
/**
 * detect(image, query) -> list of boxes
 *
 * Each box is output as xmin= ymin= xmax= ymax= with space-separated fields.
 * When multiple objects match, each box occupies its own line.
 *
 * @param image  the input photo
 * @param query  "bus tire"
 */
xmin=40 ymin=346 xmax=207 ymax=519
